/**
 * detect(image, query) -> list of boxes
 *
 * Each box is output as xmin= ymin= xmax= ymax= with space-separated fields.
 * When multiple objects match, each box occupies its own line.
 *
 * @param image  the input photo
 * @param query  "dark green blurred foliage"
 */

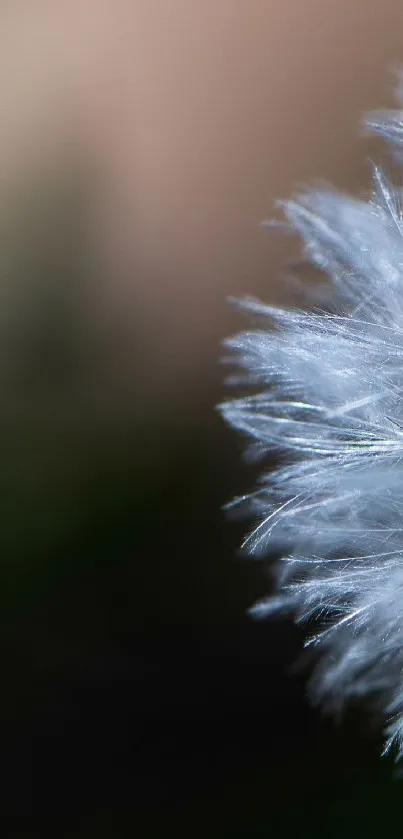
xmin=0 ymin=159 xmax=152 ymax=608
xmin=0 ymin=161 xmax=92 ymax=403
xmin=0 ymin=161 xmax=110 ymax=609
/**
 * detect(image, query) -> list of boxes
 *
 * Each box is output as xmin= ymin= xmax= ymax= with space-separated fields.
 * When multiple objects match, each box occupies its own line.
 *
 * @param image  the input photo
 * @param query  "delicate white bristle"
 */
xmin=220 ymin=79 xmax=403 ymax=761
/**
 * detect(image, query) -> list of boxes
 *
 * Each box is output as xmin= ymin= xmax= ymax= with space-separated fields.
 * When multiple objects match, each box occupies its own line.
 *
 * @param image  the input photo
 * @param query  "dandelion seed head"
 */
xmin=219 ymin=77 xmax=403 ymax=760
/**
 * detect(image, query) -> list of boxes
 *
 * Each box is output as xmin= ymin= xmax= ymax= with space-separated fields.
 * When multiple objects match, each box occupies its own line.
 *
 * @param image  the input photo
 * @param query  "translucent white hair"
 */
xmin=219 ymin=79 xmax=403 ymax=760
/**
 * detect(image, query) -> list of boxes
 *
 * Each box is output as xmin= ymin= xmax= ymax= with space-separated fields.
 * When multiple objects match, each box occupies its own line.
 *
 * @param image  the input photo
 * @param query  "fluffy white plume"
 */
xmin=219 ymin=83 xmax=403 ymax=760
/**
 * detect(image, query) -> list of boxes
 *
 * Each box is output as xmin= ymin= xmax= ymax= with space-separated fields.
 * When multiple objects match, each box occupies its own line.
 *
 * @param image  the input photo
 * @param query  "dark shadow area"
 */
xmin=0 ymin=407 xmax=398 ymax=838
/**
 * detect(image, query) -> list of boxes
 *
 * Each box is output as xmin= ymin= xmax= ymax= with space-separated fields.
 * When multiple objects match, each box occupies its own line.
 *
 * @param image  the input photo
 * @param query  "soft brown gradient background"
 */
xmin=2 ymin=0 xmax=403 ymax=416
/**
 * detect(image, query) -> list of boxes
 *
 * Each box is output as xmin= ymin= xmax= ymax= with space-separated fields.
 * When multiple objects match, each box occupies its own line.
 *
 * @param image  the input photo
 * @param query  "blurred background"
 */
xmin=1 ymin=1 xmax=403 ymax=835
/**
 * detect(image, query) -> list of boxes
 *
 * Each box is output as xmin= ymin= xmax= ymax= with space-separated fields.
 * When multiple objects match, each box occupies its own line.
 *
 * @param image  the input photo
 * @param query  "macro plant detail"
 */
xmin=220 ymin=80 xmax=403 ymax=759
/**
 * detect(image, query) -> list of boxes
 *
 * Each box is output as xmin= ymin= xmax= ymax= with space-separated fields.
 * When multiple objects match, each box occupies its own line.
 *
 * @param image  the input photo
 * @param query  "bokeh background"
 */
xmin=1 ymin=1 xmax=403 ymax=836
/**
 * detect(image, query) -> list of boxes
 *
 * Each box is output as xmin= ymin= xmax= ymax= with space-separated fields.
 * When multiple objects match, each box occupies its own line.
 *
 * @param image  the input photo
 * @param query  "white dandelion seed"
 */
xmin=219 ymin=80 xmax=403 ymax=760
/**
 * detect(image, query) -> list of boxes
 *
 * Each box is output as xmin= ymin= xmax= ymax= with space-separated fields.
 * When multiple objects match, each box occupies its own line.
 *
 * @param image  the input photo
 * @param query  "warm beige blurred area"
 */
xmin=2 ymin=0 xmax=403 ymax=419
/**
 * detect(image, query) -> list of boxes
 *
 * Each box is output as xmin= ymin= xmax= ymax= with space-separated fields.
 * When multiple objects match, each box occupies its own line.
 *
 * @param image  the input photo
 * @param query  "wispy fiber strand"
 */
xmin=219 ymin=81 xmax=403 ymax=759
